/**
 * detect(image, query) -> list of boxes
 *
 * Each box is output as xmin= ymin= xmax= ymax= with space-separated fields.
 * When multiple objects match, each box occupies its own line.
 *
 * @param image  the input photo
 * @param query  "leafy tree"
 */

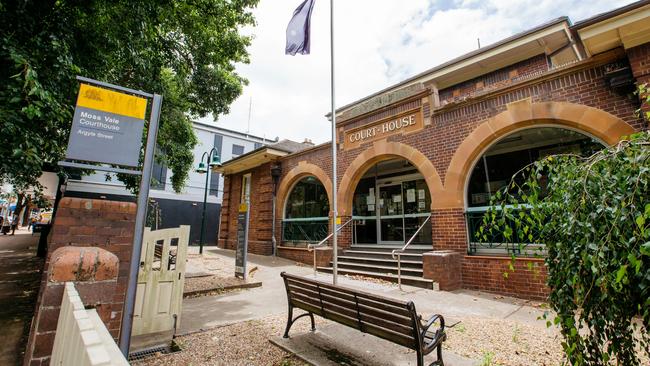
xmin=0 ymin=0 xmax=259 ymax=194
xmin=479 ymin=125 xmax=650 ymax=363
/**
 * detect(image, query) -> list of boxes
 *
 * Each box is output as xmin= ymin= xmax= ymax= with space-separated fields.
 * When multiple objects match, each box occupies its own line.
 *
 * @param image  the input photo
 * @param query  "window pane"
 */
xmin=285 ymin=177 xmax=329 ymax=219
xmin=232 ymin=144 xmax=244 ymax=156
xmin=467 ymin=128 xmax=603 ymax=208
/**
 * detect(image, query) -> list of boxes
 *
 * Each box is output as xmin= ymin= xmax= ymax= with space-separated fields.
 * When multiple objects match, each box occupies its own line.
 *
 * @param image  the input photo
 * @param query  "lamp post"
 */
xmin=196 ymin=147 xmax=221 ymax=254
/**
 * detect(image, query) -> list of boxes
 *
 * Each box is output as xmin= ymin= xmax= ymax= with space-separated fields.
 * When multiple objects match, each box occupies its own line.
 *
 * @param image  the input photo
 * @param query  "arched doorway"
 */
xmin=281 ymin=176 xmax=330 ymax=244
xmin=465 ymin=126 xmax=605 ymax=255
xmin=351 ymin=158 xmax=432 ymax=246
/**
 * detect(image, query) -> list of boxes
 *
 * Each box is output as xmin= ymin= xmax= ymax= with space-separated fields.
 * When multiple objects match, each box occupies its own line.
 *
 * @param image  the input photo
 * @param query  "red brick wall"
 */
xmin=439 ymin=54 xmax=549 ymax=104
xmin=218 ymin=163 xmax=274 ymax=255
xmin=24 ymin=197 xmax=136 ymax=365
xmin=218 ymin=46 xmax=650 ymax=300
xmin=462 ymin=256 xmax=549 ymax=300
xmin=628 ymin=43 xmax=650 ymax=121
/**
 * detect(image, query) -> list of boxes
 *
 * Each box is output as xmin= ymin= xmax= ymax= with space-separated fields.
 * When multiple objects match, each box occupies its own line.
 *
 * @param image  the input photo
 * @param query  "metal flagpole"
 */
xmin=330 ymin=0 xmax=338 ymax=285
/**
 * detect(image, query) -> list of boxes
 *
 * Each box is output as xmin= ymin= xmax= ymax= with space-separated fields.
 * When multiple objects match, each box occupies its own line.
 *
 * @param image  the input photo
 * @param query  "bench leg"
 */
xmin=283 ymin=305 xmax=294 ymax=338
xmin=283 ymin=305 xmax=316 ymax=338
xmin=416 ymin=348 xmax=423 ymax=366
xmin=429 ymin=344 xmax=444 ymax=366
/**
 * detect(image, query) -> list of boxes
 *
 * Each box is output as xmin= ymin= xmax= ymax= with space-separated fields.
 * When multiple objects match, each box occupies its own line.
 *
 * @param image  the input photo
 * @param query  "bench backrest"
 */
xmin=281 ymin=272 xmax=420 ymax=349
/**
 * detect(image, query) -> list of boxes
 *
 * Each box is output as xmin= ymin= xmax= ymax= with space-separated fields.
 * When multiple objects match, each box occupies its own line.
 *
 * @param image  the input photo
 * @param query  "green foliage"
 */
xmin=480 ymin=130 xmax=650 ymax=364
xmin=0 ymin=0 xmax=258 ymax=193
xmin=480 ymin=350 xmax=496 ymax=366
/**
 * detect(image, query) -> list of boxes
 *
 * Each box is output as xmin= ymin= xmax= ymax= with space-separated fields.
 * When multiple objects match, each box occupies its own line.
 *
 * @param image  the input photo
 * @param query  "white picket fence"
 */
xmin=51 ymin=282 xmax=129 ymax=366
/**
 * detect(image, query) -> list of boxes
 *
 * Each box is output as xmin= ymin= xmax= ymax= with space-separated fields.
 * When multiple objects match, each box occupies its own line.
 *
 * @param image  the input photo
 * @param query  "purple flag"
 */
xmin=286 ymin=0 xmax=316 ymax=55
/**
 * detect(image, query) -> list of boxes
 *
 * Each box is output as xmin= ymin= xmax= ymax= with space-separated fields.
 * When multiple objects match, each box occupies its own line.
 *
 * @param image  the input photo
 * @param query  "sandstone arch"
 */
xmin=441 ymin=100 xmax=636 ymax=208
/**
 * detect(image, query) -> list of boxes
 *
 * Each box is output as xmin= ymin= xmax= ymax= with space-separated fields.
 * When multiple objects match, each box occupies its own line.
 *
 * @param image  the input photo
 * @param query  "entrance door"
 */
xmin=378 ymin=183 xmax=404 ymax=244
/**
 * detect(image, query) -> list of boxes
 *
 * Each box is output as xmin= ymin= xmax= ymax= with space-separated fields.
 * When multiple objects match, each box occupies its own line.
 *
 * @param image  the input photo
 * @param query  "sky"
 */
xmin=200 ymin=0 xmax=636 ymax=145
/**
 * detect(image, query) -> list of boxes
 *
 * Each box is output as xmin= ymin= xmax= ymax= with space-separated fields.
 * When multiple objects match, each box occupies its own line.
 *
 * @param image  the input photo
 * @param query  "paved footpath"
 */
xmin=181 ymin=248 xmax=555 ymax=365
xmin=0 ymin=229 xmax=43 ymax=366
xmin=182 ymin=247 xmax=549 ymax=335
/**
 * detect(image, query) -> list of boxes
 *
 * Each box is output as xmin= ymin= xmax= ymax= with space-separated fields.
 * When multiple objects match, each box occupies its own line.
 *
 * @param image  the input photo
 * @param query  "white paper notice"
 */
xmin=368 ymin=204 xmax=375 ymax=211
xmin=406 ymin=189 xmax=416 ymax=203
xmin=393 ymin=195 xmax=402 ymax=203
xmin=366 ymin=195 xmax=375 ymax=204
xmin=418 ymin=201 xmax=425 ymax=209
xmin=418 ymin=189 xmax=425 ymax=200
xmin=369 ymin=188 xmax=374 ymax=196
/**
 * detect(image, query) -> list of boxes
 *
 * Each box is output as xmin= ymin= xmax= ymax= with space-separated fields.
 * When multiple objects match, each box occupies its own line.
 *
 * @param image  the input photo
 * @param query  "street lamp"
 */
xmin=196 ymin=147 xmax=221 ymax=254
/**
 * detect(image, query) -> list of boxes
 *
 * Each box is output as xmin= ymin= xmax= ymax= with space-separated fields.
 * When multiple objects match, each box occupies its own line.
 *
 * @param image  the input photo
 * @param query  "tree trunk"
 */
xmin=13 ymin=192 xmax=26 ymax=226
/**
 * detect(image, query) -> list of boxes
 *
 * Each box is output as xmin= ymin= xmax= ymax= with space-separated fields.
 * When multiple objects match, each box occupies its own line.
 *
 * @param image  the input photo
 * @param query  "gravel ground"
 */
xmin=132 ymin=314 xmax=323 ymax=366
xmin=444 ymin=316 xmax=564 ymax=365
xmin=186 ymin=253 xmax=236 ymax=278
xmin=184 ymin=275 xmax=247 ymax=294
xmin=134 ymin=312 xmax=568 ymax=366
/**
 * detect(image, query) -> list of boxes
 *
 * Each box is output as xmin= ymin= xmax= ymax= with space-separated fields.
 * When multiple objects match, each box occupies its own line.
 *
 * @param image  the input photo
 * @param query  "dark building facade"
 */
xmin=217 ymin=2 xmax=650 ymax=299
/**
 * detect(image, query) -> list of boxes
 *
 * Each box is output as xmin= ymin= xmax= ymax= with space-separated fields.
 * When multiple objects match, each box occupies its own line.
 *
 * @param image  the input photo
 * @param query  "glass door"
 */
xmin=378 ymin=183 xmax=404 ymax=244
xmin=402 ymin=179 xmax=432 ymax=244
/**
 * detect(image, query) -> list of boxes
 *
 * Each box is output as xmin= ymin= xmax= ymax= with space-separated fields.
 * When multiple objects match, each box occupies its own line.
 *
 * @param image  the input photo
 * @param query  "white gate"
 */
xmin=133 ymin=226 xmax=189 ymax=337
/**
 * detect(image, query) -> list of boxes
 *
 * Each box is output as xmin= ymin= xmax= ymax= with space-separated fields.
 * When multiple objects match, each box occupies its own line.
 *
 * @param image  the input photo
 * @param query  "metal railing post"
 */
xmin=308 ymin=218 xmax=354 ymax=277
xmin=392 ymin=215 xmax=431 ymax=292
xmin=397 ymin=254 xmax=402 ymax=291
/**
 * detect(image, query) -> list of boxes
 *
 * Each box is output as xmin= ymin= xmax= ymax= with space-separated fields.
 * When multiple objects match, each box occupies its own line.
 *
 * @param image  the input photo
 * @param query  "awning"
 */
xmin=213 ymin=147 xmax=290 ymax=175
xmin=575 ymin=2 xmax=650 ymax=56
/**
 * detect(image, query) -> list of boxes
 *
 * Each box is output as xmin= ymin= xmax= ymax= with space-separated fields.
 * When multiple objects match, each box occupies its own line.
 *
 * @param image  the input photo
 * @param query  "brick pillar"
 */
xmin=336 ymin=215 xmax=352 ymax=251
xmin=315 ymin=247 xmax=334 ymax=267
xmin=24 ymin=197 xmax=136 ymax=366
xmin=422 ymin=250 xmax=462 ymax=291
xmin=24 ymin=246 xmax=120 ymax=366
xmin=431 ymin=208 xmax=467 ymax=252
xmin=627 ymin=43 xmax=650 ymax=124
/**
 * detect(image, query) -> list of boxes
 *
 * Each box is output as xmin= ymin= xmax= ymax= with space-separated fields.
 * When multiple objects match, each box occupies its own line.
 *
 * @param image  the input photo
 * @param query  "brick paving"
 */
xmin=0 ymin=228 xmax=43 ymax=366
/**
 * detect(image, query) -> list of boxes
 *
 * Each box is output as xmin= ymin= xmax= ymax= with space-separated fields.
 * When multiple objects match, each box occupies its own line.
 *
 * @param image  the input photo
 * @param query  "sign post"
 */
xmin=58 ymin=76 xmax=161 ymax=357
xmin=235 ymin=203 xmax=249 ymax=279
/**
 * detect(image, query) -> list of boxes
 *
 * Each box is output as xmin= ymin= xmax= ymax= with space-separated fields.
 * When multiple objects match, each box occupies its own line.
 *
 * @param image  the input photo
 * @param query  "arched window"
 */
xmin=282 ymin=176 xmax=330 ymax=244
xmin=466 ymin=127 xmax=604 ymax=256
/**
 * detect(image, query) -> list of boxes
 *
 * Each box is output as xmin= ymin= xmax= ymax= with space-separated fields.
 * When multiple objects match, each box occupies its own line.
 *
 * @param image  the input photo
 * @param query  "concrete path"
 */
xmin=0 ymin=228 xmax=43 ymax=366
xmin=180 ymin=248 xmax=551 ymax=365
xmin=271 ymin=323 xmax=478 ymax=366
xmin=181 ymin=248 xmax=548 ymax=335
xmin=180 ymin=248 xmax=315 ymax=333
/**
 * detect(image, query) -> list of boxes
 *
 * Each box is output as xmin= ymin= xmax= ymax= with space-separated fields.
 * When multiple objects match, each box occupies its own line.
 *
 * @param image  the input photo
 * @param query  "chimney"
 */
xmin=303 ymin=138 xmax=314 ymax=146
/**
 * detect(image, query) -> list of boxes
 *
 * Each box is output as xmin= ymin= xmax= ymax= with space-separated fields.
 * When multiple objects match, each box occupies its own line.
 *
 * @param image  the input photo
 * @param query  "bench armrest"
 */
xmin=420 ymin=314 xmax=446 ymax=354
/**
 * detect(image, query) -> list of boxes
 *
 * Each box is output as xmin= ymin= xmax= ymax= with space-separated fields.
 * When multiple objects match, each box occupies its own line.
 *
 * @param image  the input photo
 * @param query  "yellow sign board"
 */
xmin=76 ymin=83 xmax=147 ymax=119
xmin=239 ymin=203 xmax=248 ymax=213
xmin=336 ymin=217 xmax=341 ymax=225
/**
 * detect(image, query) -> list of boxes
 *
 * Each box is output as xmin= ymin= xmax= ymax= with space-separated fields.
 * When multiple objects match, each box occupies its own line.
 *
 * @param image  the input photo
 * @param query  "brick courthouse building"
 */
xmin=217 ymin=2 xmax=650 ymax=300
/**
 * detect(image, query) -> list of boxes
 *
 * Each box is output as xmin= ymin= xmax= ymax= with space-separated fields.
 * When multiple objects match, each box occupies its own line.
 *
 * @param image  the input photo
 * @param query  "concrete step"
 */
xmin=316 ymin=266 xmax=434 ymax=289
xmin=338 ymin=255 xmax=422 ymax=269
xmin=343 ymin=250 xmax=423 ymax=261
xmin=337 ymin=260 xmax=423 ymax=277
xmin=348 ymin=244 xmax=431 ymax=253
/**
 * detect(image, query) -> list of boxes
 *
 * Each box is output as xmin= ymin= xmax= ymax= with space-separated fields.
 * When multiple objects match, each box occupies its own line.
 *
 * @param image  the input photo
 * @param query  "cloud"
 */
xmin=201 ymin=0 xmax=635 ymax=144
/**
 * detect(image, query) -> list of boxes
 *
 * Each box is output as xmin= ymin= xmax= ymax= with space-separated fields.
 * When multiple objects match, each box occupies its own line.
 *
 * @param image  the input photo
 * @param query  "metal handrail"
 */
xmin=392 ymin=215 xmax=431 ymax=290
xmin=307 ymin=218 xmax=354 ymax=276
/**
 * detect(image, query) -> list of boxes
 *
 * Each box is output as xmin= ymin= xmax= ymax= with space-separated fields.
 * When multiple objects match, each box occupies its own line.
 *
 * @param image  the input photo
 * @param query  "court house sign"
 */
xmin=344 ymin=109 xmax=424 ymax=149
xmin=65 ymin=83 xmax=148 ymax=167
